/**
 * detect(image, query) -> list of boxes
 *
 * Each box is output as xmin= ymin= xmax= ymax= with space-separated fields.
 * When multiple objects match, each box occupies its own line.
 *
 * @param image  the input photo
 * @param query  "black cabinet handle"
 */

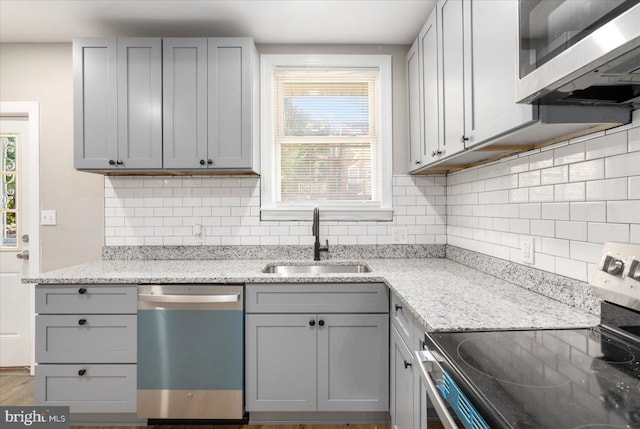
xmin=116 ymin=160 xmax=123 ymax=165
xmin=318 ymin=320 xmax=325 ymax=327
xmin=200 ymin=159 xmax=206 ymax=165
xmin=395 ymin=304 xmax=402 ymax=312
xmin=207 ymin=159 xmax=213 ymax=165
xmin=78 ymin=288 xmax=87 ymax=295
xmin=108 ymin=160 xmax=116 ymax=165
xmin=78 ymin=369 xmax=86 ymax=376
xmin=309 ymin=320 xmax=316 ymax=327
xmin=78 ymin=319 xmax=87 ymax=326
xmin=404 ymin=360 xmax=412 ymax=369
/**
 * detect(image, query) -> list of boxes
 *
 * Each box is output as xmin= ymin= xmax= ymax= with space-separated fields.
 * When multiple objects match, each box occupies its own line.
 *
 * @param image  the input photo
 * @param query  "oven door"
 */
xmin=414 ymin=349 xmax=490 ymax=429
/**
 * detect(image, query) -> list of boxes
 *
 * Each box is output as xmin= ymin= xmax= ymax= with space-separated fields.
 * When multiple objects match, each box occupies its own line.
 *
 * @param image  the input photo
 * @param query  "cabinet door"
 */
xmin=391 ymin=326 xmax=414 ymax=429
xmin=73 ymin=38 xmax=118 ymax=170
xmin=35 ymin=364 xmax=136 ymax=413
xmin=317 ymin=314 xmax=389 ymax=412
xmin=245 ymin=314 xmax=317 ymax=412
xmin=407 ymin=39 xmax=423 ymax=172
xmin=116 ymin=38 xmax=162 ymax=169
xmin=463 ymin=0 xmax=535 ymax=147
xmin=419 ymin=10 xmax=441 ymax=165
xmin=163 ymin=38 xmax=208 ymax=169
xmin=437 ymin=0 xmax=466 ymax=157
xmin=207 ymin=38 xmax=254 ymax=169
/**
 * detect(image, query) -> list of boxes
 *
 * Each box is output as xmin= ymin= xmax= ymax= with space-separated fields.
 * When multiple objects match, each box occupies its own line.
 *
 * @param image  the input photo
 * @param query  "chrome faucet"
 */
xmin=312 ymin=206 xmax=329 ymax=261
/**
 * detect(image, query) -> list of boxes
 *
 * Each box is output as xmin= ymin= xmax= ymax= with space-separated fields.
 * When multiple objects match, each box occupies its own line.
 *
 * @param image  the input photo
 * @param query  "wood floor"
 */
xmin=0 ymin=372 xmax=392 ymax=429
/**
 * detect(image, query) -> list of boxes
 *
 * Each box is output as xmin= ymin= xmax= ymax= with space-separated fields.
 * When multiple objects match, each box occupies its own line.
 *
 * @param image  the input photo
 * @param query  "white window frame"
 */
xmin=260 ymin=54 xmax=393 ymax=221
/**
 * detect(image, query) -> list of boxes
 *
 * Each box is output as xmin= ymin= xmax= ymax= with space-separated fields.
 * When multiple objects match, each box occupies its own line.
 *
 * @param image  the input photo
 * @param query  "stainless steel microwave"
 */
xmin=516 ymin=0 xmax=640 ymax=107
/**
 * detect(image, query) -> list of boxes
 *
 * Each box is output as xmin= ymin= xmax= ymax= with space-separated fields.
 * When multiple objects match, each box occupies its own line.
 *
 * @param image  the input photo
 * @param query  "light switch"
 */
xmin=41 ymin=210 xmax=57 ymax=226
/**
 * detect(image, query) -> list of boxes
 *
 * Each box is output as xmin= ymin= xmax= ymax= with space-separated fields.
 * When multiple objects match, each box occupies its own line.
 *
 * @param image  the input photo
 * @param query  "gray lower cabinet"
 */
xmin=35 ymin=364 xmax=136 ymax=413
xmin=391 ymin=325 xmax=415 ymax=429
xmin=245 ymin=283 xmax=389 ymax=416
xmin=35 ymin=285 xmax=137 ymax=414
xmin=74 ymin=38 xmax=162 ymax=170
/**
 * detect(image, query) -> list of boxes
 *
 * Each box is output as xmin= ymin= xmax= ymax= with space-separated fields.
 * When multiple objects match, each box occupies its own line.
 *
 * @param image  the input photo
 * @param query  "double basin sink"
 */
xmin=262 ymin=263 xmax=371 ymax=275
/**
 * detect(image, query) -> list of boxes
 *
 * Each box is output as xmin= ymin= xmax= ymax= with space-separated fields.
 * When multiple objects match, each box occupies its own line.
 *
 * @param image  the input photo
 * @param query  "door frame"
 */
xmin=1 ymin=101 xmax=40 ymax=373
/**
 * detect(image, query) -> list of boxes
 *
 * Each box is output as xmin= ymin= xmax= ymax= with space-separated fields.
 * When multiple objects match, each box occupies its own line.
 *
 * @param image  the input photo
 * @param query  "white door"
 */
xmin=0 ymin=117 xmax=32 ymax=367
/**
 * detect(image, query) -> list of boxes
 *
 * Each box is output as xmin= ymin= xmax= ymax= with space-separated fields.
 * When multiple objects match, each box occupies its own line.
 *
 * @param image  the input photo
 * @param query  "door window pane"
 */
xmin=1 ymin=135 xmax=19 ymax=249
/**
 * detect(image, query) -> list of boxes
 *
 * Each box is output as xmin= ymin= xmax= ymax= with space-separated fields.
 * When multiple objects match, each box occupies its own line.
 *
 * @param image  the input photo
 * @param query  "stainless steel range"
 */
xmin=416 ymin=242 xmax=640 ymax=429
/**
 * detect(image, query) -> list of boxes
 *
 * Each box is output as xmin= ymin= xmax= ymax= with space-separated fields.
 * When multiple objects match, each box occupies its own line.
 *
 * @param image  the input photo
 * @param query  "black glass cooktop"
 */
xmin=427 ymin=303 xmax=640 ymax=429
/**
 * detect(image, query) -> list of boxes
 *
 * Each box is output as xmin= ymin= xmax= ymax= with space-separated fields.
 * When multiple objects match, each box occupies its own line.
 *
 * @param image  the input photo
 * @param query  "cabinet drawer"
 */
xmin=36 ymin=285 xmax=137 ymax=314
xmin=36 ymin=315 xmax=137 ymax=363
xmin=391 ymin=292 xmax=414 ymax=346
xmin=35 ymin=364 xmax=136 ymax=413
xmin=246 ymin=283 xmax=389 ymax=313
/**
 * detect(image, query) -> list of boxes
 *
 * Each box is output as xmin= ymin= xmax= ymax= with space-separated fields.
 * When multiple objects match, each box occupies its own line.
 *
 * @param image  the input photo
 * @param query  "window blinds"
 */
xmin=273 ymin=69 xmax=380 ymax=205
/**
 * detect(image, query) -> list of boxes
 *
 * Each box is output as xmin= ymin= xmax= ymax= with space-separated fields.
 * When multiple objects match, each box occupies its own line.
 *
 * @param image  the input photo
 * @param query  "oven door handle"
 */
xmin=415 ymin=350 xmax=460 ymax=429
xmin=138 ymin=293 xmax=240 ymax=304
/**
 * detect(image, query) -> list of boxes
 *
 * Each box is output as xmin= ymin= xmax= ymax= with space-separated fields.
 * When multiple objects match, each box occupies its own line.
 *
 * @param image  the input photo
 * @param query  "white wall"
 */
xmin=447 ymin=110 xmax=640 ymax=282
xmin=0 ymin=43 xmax=103 ymax=271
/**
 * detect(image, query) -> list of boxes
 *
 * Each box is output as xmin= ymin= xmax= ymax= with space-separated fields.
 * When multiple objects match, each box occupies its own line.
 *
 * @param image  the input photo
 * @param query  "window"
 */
xmin=261 ymin=55 xmax=393 ymax=221
xmin=1 ymin=134 xmax=19 ymax=249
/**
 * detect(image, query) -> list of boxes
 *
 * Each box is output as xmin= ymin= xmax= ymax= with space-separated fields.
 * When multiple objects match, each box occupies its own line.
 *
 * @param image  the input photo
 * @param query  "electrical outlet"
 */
xmin=391 ymin=227 xmax=408 ymax=244
xmin=521 ymin=237 xmax=534 ymax=264
xmin=192 ymin=224 xmax=205 ymax=243
xmin=41 ymin=210 xmax=57 ymax=226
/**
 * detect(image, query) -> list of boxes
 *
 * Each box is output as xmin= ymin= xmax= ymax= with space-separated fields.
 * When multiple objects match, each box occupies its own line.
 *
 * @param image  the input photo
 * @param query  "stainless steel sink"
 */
xmin=262 ymin=263 xmax=371 ymax=274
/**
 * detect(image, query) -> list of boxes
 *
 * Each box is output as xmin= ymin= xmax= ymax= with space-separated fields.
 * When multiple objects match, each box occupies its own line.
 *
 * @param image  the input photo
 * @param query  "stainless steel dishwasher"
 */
xmin=137 ymin=284 xmax=244 ymax=421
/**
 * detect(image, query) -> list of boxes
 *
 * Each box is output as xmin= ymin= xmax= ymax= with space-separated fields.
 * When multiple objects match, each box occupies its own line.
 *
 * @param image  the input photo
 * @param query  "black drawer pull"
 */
xmin=78 ymin=287 xmax=87 ymax=295
xmin=309 ymin=320 xmax=316 ymax=327
xmin=395 ymin=304 xmax=402 ymax=311
xmin=78 ymin=369 xmax=86 ymax=376
xmin=78 ymin=319 xmax=87 ymax=326
xmin=318 ymin=320 xmax=325 ymax=327
xmin=404 ymin=360 xmax=412 ymax=369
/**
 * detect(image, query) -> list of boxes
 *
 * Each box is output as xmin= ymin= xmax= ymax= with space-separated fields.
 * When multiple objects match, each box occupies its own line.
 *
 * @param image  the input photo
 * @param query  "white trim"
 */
xmin=1 ymin=101 xmax=40 ymax=375
xmin=260 ymin=54 xmax=393 ymax=221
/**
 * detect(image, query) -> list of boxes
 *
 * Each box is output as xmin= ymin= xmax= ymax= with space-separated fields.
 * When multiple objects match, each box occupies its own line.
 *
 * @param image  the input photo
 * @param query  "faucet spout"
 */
xmin=312 ymin=206 xmax=329 ymax=261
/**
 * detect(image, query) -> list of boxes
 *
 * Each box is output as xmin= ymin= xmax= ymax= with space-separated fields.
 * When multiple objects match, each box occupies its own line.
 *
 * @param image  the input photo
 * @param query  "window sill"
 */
xmin=260 ymin=207 xmax=394 ymax=222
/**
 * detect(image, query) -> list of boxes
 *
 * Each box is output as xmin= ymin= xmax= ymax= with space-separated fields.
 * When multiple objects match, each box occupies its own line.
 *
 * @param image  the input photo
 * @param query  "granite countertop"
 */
xmin=24 ymin=258 xmax=599 ymax=332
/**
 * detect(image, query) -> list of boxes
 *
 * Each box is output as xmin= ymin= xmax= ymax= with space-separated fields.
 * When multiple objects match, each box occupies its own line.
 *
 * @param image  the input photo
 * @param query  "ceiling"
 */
xmin=0 ymin=0 xmax=436 ymax=45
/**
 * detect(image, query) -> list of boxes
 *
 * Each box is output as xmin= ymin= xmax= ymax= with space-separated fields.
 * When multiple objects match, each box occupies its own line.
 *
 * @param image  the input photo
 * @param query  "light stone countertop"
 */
xmin=24 ymin=258 xmax=599 ymax=332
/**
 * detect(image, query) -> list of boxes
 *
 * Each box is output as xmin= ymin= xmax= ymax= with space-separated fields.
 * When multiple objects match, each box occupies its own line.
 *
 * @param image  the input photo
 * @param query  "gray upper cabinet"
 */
xmin=73 ymin=39 xmax=118 ymax=170
xmin=162 ymin=38 xmax=208 ymax=169
xmin=162 ymin=37 xmax=258 ymax=171
xmin=437 ymin=0 xmax=466 ymax=159
xmin=418 ymin=9 xmax=439 ymax=167
xmin=75 ymin=37 xmax=258 ymax=173
xmin=406 ymin=39 xmax=423 ymax=172
xmin=207 ymin=38 xmax=257 ymax=171
xmin=462 ymin=0 xmax=535 ymax=147
xmin=74 ymin=38 xmax=162 ymax=170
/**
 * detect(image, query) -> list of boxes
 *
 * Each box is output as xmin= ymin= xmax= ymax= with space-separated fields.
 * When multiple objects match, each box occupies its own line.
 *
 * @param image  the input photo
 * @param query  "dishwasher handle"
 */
xmin=138 ymin=293 xmax=240 ymax=304
xmin=415 ymin=350 xmax=461 ymax=429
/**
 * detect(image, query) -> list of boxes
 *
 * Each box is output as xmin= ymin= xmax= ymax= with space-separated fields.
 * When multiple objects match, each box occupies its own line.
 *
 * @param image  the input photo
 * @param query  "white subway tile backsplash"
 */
xmin=607 ymin=200 xmax=640 ymax=223
xmin=555 ymin=221 xmax=587 ymax=241
xmin=555 ymin=257 xmax=587 ymax=281
xmin=586 ymin=178 xmax=628 ymax=201
xmin=585 ymin=131 xmax=627 ymax=160
xmin=628 ymin=126 xmax=640 ymax=152
xmin=519 ymin=170 xmax=541 ymax=187
xmin=541 ymin=237 xmax=569 ymax=258
xmin=588 ymin=222 xmax=629 ymax=244
xmin=570 ymin=241 xmax=603 ymax=264
xmin=541 ymin=203 xmax=569 ymax=220
xmin=554 ymin=142 xmax=585 ymax=166
xmin=555 ymin=183 xmax=585 ymax=202
xmin=569 ymin=159 xmax=604 ymax=183
xmin=570 ymin=202 xmax=606 ymax=222
xmin=629 ymin=176 xmax=640 ymax=199
xmin=541 ymin=166 xmax=568 ymax=185
xmin=606 ymin=151 xmax=640 ymax=179
xmin=529 ymin=151 xmax=554 ymax=170
xmin=529 ymin=185 xmax=554 ymax=202
xmin=530 ymin=219 xmax=555 ymax=237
